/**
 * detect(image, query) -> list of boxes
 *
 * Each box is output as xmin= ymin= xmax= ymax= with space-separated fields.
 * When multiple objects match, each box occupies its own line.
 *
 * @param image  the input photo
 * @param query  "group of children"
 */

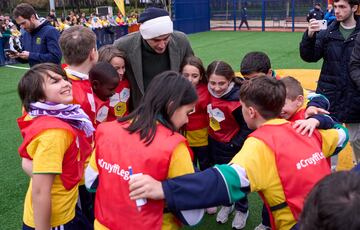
xmin=16 ymin=24 xmax=350 ymax=230
xmin=50 ymin=11 xmax=138 ymax=33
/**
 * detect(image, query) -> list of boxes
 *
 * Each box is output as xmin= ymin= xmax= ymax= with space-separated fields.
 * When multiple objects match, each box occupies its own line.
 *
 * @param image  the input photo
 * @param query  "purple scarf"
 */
xmin=29 ymin=102 xmax=95 ymax=137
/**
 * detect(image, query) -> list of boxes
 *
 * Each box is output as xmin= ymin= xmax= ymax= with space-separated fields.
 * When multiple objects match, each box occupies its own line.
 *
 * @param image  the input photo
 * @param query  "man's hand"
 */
xmin=129 ymin=174 xmax=165 ymax=200
xmin=18 ymin=51 xmax=30 ymax=60
xmin=7 ymin=51 xmax=19 ymax=59
xmin=305 ymin=106 xmax=329 ymax=118
xmin=293 ymin=118 xmax=320 ymax=137
xmin=308 ymin=18 xmax=321 ymax=38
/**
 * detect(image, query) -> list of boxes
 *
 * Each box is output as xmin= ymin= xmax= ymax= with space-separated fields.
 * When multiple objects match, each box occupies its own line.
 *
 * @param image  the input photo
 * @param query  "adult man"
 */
xmin=306 ymin=3 xmax=324 ymax=22
xmin=10 ymin=3 xmax=61 ymax=67
xmin=300 ymin=0 xmax=360 ymax=163
xmin=114 ymin=7 xmax=193 ymax=109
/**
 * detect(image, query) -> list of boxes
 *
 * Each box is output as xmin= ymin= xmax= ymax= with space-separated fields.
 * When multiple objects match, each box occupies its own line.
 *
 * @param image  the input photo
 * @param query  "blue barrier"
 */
xmin=0 ymin=25 xmax=130 ymax=66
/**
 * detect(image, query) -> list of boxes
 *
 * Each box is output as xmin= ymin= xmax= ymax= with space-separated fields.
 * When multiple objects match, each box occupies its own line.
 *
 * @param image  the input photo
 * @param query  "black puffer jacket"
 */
xmin=300 ymin=18 xmax=360 ymax=123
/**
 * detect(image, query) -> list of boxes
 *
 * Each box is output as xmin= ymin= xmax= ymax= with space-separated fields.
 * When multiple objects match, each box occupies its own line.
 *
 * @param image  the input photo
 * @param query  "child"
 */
xmin=9 ymin=22 xmax=22 ymax=53
xmin=180 ymin=56 xmax=216 ymax=215
xmin=206 ymin=60 xmax=252 ymax=229
xmin=280 ymin=76 xmax=334 ymax=134
xmin=129 ymin=76 xmax=349 ymax=230
xmin=240 ymin=51 xmax=280 ymax=79
xmin=59 ymin=25 xmax=98 ymax=224
xmin=98 ymin=45 xmax=131 ymax=118
xmin=299 ymin=171 xmax=360 ymax=230
xmin=17 ymin=63 xmax=94 ymax=230
xmin=59 ymin=25 xmax=98 ymax=126
xmin=85 ymin=71 xmax=203 ymax=230
xmin=89 ymin=62 xmax=120 ymax=124
xmin=180 ymin=56 xmax=211 ymax=170
xmin=255 ymin=76 xmax=335 ymax=230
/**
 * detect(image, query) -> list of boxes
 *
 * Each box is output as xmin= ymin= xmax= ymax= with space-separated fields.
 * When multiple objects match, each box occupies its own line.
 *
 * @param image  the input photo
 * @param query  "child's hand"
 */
xmin=129 ymin=174 xmax=164 ymax=200
xmin=305 ymin=106 xmax=329 ymax=118
xmin=293 ymin=118 xmax=320 ymax=137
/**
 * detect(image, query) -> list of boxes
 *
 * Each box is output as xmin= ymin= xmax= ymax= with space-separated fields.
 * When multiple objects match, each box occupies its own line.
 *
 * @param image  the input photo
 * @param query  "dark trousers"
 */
xmin=78 ymin=184 xmax=95 ymax=226
xmin=23 ymin=206 xmax=92 ymax=230
xmin=192 ymin=145 xmax=212 ymax=170
xmin=239 ymin=19 xmax=250 ymax=30
xmin=262 ymin=204 xmax=271 ymax=226
xmin=224 ymin=196 xmax=248 ymax=213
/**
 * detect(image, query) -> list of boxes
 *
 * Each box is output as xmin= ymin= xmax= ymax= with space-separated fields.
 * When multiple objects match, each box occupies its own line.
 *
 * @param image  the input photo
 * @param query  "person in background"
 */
xmin=306 ymin=3 xmax=325 ymax=22
xmin=238 ymin=6 xmax=250 ymax=30
xmin=301 ymin=0 xmax=360 ymax=164
xmin=11 ymin=3 xmax=62 ymax=66
xmin=324 ymin=4 xmax=336 ymax=25
xmin=114 ymin=7 xmax=193 ymax=110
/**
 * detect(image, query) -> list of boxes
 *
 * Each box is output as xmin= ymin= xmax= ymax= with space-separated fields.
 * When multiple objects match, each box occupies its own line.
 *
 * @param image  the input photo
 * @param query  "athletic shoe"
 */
xmin=254 ymin=223 xmax=272 ymax=230
xmin=216 ymin=205 xmax=234 ymax=224
xmin=232 ymin=210 xmax=249 ymax=229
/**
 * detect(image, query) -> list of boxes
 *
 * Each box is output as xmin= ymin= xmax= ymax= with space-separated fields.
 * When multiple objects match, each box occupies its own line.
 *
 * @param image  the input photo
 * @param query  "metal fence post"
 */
xmin=262 ymin=0 xmax=265 ymax=31
xmin=292 ymin=0 xmax=295 ymax=32
xmin=233 ymin=0 xmax=237 ymax=31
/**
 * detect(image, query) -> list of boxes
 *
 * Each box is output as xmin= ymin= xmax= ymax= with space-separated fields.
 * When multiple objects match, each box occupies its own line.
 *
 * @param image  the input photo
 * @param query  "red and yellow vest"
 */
xmin=288 ymin=108 xmax=306 ymax=122
xmin=250 ymin=122 xmax=331 ymax=229
xmin=185 ymin=83 xmax=210 ymax=131
xmin=94 ymin=121 xmax=186 ymax=230
xmin=17 ymin=115 xmax=92 ymax=190
xmin=208 ymin=97 xmax=241 ymax=142
xmin=95 ymin=79 xmax=131 ymax=123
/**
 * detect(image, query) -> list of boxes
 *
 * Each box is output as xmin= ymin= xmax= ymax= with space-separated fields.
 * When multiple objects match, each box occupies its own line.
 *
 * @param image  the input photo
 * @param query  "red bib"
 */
xmin=94 ymin=121 xmax=188 ymax=229
xmin=185 ymin=83 xmax=210 ymax=131
xmin=96 ymin=79 xmax=131 ymax=123
xmin=17 ymin=115 xmax=92 ymax=190
xmin=250 ymin=122 xmax=330 ymax=229
xmin=208 ymin=97 xmax=241 ymax=142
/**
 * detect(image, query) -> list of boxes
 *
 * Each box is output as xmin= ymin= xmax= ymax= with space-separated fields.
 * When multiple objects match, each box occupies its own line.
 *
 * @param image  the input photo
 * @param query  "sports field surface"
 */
xmin=0 ymin=31 xmax=353 ymax=229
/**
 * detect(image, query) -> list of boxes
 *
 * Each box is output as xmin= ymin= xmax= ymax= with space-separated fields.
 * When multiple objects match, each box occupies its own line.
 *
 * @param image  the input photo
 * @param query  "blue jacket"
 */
xmin=300 ymin=18 xmax=360 ymax=123
xmin=20 ymin=19 xmax=62 ymax=66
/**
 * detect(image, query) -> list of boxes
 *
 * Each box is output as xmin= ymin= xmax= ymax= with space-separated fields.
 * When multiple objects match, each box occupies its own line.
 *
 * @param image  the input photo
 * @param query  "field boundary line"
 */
xmin=4 ymin=65 xmax=30 ymax=70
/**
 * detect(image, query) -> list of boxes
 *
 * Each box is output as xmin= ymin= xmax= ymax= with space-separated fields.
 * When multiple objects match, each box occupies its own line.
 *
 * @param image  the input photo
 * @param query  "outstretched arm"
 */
xmin=130 ymin=164 xmax=250 ymax=211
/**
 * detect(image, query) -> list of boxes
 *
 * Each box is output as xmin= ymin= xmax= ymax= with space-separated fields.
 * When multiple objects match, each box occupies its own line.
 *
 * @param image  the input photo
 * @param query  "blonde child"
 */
xmin=17 ymin=63 xmax=94 ymax=230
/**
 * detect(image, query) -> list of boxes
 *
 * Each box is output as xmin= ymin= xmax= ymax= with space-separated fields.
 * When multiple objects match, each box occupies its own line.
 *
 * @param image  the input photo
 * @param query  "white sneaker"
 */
xmin=216 ymin=205 xmax=234 ymax=224
xmin=206 ymin=207 xmax=217 ymax=215
xmin=254 ymin=223 xmax=271 ymax=230
xmin=232 ymin=210 xmax=249 ymax=229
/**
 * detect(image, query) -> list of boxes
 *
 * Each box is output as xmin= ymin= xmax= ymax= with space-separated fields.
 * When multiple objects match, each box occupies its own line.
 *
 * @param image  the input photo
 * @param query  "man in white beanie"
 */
xmin=114 ymin=7 xmax=194 ymax=109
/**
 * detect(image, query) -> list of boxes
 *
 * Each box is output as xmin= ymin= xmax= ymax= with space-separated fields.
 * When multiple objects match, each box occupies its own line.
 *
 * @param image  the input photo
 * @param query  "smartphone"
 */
xmin=4 ymin=49 xmax=18 ymax=55
xmin=317 ymin=19 xmax=327 ymax=30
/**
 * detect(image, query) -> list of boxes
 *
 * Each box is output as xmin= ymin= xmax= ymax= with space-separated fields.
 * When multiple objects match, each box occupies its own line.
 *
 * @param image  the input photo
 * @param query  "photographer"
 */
xmin=9 ymin=3 xmax=61 ymax=67
xmin=300 ymin=0 xmax=360 ymax=163
xmin=306 ymin=3 xmax=324 ymax=22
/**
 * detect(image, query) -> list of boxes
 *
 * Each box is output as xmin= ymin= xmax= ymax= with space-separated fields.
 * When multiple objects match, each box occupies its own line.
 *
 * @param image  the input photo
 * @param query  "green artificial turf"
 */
xmin=0 ymin=31 xmax=321 ymax=229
